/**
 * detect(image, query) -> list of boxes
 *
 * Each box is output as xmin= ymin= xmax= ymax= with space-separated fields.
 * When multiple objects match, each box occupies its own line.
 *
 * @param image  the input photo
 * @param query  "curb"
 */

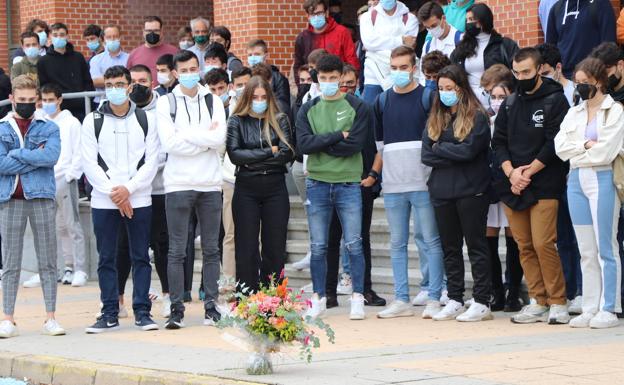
xmin=0 ymin=351 xmax=268 ymax=385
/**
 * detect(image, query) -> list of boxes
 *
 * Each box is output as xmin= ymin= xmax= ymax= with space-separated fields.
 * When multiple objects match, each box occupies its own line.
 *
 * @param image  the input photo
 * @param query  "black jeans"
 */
xmin=151 ymin=194 xmax=169 ymax=293
xmin=116 ymin=225 xmax=131 ymax=296
xmin=326 ymin=186 xmax=374 ymax=296
xmin=233 ymin=174 xmax=289 ymax=293
xmin=434 ymin=194 xmax=491 ymax=305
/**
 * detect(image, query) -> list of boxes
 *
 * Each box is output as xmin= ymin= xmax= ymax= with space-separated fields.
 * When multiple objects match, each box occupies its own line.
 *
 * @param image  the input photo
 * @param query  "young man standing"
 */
xmin=492 ymin=48 xmax=570 ymax=325
xmin=209 ymin=26 xmax=243 ymax=73
xmin=41 ymin=83 xmax=86 ymax=287
xmin=536 ymin=43 xmax=575 ymax=105
xmin=246 ymin=39 xmax=291 ymax=115
xmin=11 ymin=32 xmax=41 ymax=82
xmin=297 ymin=54 xmax=370 ymax=320
xmin=374 ymin=46 xmax=445 ymax=319
xmin=83 ymin=24 xmax=104 ymax=62
xmin=90 ymin=25 xmax=129 ymax=104
xmin=82 ymin=66 xmax=160 ymax=333
xmin=154 ymin=54 xmax=178 ymax=96
xmin=156 ymin=50 xmax=227 ymax=328
xmin=0 ymin=75 xmax=64 ymax=338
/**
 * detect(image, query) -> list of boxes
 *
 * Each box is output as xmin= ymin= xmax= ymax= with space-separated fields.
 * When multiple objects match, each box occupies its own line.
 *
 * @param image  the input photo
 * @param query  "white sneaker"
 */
xmin=61 ymin=269 xmax=73 ymax=285
xmin=377 ymin=300 xmax=414 ymax=319
xmin=432 ymin=299 xmax=465 ymax=321
xmin=422 ymin=300 xmax=442 ymax=319
xmin=148 ymin=287 xmax=161 ymax=301
xmin=590 ymin=311 xmax=619 ymax=329
xmin=42 ymin=319 xmax=66 ymax=336
xmin=440 ymin=290 xmax=450 ymax=305
xmin=511 ymin=304 xmax=549 ymax=324
xmin=411 ymin=290 xmax=429 ymax=306
xmin=292 ymin=253 xmax=311 ymax=270
xmin=548 ymin=304 xmax=570 ymax=325
xmin=161 ymin=294 xmax=171 ymax=318
xmin=0 ymin=320 xmax=18 ymax=338
xmin=568 ymin=295 xmax=582 ymax=315
xmin=456 ymin=302 xmax=493 ymax=322
xmin=569 ymin=312 xmax=594 ymax=328
xmin=71 ymin=271 xmax=87 ymax=287
xmin=349 ymin=293 xmax=366 ymax=320
xmin=464 ymin=298 xmax=475 ymax=308
xmin=23 ymin=274 xmax=41 ymax=288
xmin=336 ymin=273 xmax=353 ymax=295
xmin=305 ymin=294 xmax=327 ymax=320
xmin=301 ymin=283 xmax=313 ymax=293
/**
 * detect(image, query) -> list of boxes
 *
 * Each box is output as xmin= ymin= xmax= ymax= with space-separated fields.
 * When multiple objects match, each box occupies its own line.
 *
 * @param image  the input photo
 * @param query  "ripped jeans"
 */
xmin=305 ymin=178 xmax=365 ymax=297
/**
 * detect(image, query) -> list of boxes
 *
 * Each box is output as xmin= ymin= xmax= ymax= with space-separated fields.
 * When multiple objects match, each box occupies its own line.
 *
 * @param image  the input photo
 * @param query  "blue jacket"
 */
xmin=0 ymin=114 xmax=61 ymax=202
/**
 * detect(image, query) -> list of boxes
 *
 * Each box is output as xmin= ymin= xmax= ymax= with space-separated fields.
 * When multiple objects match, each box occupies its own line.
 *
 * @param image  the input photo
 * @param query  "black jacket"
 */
xmin=422 ymin=111 xmax=491 ymax=202
xmin=491 ymin=78 xmax=569 ymax=200
xmin=270 ymin=65 xmax=291 ymax=120
xmin=0 ymin=68 xmax=10 ymax=119
xmin=451 ymin=32 xmax=519 ymax=70
xmin=226 ymin=113 xmax=294 ymax=178
xmin=37 ymin=43 xmax=94 ymax=121
xmin=611 ymin=84 xmax=624 ymax=103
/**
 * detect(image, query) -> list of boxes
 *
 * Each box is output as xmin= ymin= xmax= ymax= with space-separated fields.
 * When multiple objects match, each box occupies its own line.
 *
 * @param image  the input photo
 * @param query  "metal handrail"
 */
xmin=0 ymin=91 xmax=105 ymax=115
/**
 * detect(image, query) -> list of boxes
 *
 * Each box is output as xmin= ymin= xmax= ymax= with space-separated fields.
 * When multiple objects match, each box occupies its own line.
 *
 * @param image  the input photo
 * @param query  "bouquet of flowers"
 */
xmin=217 ymin=271 xmax=335 ymax=375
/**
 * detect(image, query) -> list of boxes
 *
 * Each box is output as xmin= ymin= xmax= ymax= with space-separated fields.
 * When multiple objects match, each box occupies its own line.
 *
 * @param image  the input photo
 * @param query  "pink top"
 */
xmin=127 ymin=43 xmax=178 ymax=87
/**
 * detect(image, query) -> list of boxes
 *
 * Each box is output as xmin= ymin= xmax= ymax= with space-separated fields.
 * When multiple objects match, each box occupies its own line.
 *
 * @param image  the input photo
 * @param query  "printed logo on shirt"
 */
xmin=337 ymin=110 xmax=348 ymax=115
xmin=532 ymin=109 xmax=544 ymax=128
xmin=337 ymin=116 xmax=349 ymax=121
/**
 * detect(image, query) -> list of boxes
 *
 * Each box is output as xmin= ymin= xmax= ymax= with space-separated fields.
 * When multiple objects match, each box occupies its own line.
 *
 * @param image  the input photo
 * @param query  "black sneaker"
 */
xmin=85 ymin=317 xmax=120 ymax=334
xmin=364 ymin=291 xmax=386 ymax=307
xmin=326 ymin=295 xmax=339 ymax=309
xmin=135 ymin=314 xmax=159 ymax=331
xmin=204 ymin=307 xmax=221 ymax=326
xmin=165 ymin=311 xmax=185 ymax=330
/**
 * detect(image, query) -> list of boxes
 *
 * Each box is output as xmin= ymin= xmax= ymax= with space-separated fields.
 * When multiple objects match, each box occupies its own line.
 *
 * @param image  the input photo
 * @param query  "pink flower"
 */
xmin=305 ymin=299 xmax=312 ymax=309
xmin=304 ymin=335 xmax=310 ymax=346
xmin=279 ymin=268 xmax=285 ymax=280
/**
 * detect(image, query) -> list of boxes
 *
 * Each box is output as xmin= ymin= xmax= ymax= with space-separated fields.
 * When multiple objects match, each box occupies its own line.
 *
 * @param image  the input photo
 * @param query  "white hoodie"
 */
xmin=156 ymin=84 xmax=227 ymax=193
xmin=50 ymin=109 xmax=82 ymax=183
xmin=81 ymin=102 xmax=160 ymax=209
xmin=360 ymin=2 xmax=419 ymax=88
xmin=555 ymin=95 xmax=624 ymax=169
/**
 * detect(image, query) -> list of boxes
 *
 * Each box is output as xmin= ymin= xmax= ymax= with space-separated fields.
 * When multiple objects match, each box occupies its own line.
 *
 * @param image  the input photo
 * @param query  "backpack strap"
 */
xmin=504 ymin=93 xmax=517 ymax=112
xmin=204 ymin=93 xmax=213 ymax=118
xmin=93 ymin=112 xmax=109 ymax=176
xmin=421 ymin=87 xmax=433 ymax=113
xmin=371 ymin=9 xmax=378 ymax=26
xmin=378 ymin=89 xmax=389 ymax=115
xmin=454 ymin=30 xmax=462 ymax=45
xmin=425 ymin=39 xmax=432 ymax=55
xmin=167 ymin=93 xmax=177 ymax=122
xmin=134 ymin=108 xmax=149 ymax=169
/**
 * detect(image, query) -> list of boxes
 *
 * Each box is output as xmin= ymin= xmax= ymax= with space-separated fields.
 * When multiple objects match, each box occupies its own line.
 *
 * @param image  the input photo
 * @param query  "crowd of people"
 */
xmin=1 ymin=0 xmax=624 ymax=338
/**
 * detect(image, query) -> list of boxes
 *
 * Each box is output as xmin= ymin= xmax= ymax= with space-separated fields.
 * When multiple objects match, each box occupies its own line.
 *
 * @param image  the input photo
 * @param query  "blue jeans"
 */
xmin=306 ymin=179 xmax=365 ymax=297
xmin=557 ymin=190 xmax=583 ymax=299
xmin=362 ymin=84 xmax=383 ymax=105
xmin=385 ymin=191 xmax=445 ymax=302
xmin=92 ymin=207 xmax=152 ymax=320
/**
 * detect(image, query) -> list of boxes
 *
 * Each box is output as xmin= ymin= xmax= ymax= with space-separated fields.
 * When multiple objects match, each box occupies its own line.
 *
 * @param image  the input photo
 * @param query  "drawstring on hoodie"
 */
xmin=181 ymin=94 xmax=202 ymax=124
xmin=562 ymin=0 xmax=582 ymax=25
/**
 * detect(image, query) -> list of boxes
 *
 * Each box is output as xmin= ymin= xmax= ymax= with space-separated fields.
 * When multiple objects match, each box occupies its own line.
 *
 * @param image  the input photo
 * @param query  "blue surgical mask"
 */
xmin=106 ymin=87 xmax=128 ymax=105
xmin=179 ymin=72 xmax=201 ymax=89
xmin=179 ymin=41 xmax=193 ymax=50
xmin=380 ymin=0 xmax=397 ymax=11
xmin=24 ymin=47 xmax=39 ymax=59
xmin=42 ymin=102 xmax=57 ymax=116
xmin=235 ymin=86 xmax=245 ymax=98
xmin=87 ymin=40 xmax=100 ymax=51
xmin=52 ymin=37 xmax=67 ymax=49
xmin=439 ymin=90 xmax=459 ymax=107
xmin=252 ymin=100 xmax=268 ymax=114
xmin=309 ymin=15 xmax=327 ymax=30
xmin=37 ymin=31 xmax=47 ymax=46
xmin=105 ymin=39 xmax=120 ymax=53
xmin=219 ymin=93 xmax=229 ymax=104
xmin=247 ymin=55 xmax=264 ymax=67
xmin=319 ymin=81 xmax=340 ymax=97
xmin=390 ymin=70 xmax=412 ymax=88
xmin=425 ymin=79 xmax=437 ymax=91
xmin=203 ymin=65 xmax=218 ymax=75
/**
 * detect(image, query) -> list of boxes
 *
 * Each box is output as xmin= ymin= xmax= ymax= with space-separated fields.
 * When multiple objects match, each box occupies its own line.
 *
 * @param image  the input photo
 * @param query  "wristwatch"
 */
xmin=368 ymin=170 xmax=380 ymax=180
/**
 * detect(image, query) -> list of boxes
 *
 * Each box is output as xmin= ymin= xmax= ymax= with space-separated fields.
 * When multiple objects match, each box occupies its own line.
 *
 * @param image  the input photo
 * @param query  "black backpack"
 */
xmin=166 ymin=93 xmax=213 ymax=122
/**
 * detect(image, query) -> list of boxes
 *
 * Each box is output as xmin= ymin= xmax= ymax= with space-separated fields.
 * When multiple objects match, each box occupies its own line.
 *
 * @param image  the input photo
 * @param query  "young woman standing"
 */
xmin=226 ymin=76 xmax=294 ymax=293
xmin=422 ymin=64 xmax=493 ymax=322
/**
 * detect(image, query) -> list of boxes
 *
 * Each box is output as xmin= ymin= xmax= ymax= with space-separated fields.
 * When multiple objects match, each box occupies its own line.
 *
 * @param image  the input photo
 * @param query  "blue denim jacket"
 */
xmin=0 ymin=114 xmax=61 ymax=202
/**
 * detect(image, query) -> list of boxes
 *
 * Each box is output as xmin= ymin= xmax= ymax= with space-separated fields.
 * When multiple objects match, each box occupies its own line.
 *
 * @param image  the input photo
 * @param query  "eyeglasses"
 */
xmin=310 ymin=11 xmax=325 ymax=17
xmin=104 ymin=82 xmax=129 ymax=89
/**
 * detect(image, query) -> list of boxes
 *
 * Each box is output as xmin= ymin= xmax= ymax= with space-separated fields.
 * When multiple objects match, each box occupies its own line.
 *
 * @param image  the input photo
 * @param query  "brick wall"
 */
xmin=0 ymin=2 xmax=8 ymax=71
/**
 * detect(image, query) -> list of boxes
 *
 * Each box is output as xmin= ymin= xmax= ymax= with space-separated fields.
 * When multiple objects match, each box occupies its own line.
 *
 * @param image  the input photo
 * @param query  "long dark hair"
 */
xmin=453 ymin=3 xmax=497 ymax=63
xmin=427 ymin=65 xmax=488 ymax=142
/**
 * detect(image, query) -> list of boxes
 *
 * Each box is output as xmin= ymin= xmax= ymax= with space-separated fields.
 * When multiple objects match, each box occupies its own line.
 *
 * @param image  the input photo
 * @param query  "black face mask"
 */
xmin=145 ymin=32 xmax=160 ymax=45
xmin=576 ymin=83 xmax=598 ymax=101
xmin=309 ymin=68 xmax=319 ymax=84
xmin=296 ymin=83 xmax=312 ymax=104
xmin=465 ymin=22 xmax=481 ymax=37
xmin=129 ymin=84 xmax=152 ymax=107
xmin=14 ymin=102 xmax=36 ymax=119
xmin=517 ymin=73 xmax=539 ymax=94
xmin=608 ymin=73 xmax=621 ymax=92
xmin=330 ymin=12 xmax=342 ymax=24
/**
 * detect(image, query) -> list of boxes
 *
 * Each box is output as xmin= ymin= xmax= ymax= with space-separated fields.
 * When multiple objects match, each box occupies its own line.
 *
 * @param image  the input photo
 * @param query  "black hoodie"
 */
xmin=492 ymin=77 xmax=570 ymax=200
xmin=270 ymin=65 xmax=291 ymax=120
xmin=37 ymin=43 xmax=94 ymax=121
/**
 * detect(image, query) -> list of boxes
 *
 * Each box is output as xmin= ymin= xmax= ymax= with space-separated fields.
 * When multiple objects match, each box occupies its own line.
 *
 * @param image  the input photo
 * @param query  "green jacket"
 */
xmin=11 ymin=58 xmax=39 ymax=84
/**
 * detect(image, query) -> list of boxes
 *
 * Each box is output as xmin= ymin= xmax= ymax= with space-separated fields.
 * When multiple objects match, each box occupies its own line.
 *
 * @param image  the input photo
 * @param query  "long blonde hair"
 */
xmin=232 ymin=76 xmax=292 ymax=150
xmin=427 ymin=65 xmax=488 ymax=142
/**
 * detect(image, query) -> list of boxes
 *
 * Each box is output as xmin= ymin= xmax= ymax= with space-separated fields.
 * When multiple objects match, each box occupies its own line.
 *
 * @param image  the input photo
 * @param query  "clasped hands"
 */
xmin=110 ymin=186 xmax=133 ymax=218
xmin=509 ymin=165 xmax=532 ymax=196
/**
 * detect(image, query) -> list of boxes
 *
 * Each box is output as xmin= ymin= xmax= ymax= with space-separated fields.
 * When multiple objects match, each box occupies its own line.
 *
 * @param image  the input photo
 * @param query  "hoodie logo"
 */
xmin=532 ymin=109 xmax=544 ymax=128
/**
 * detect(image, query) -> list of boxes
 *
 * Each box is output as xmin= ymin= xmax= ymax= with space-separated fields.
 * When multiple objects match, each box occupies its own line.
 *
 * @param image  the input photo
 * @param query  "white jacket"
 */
xmin=49 ymin=110 xmax=82 ymax=183
xmin=140 ymin=91 xmax=167 ymax=195
xmin=156 ymin=84 xmax=227 ymax=193
xmin=81 ymin=102 xmax=160 ymax=209
xmin=360 ymin=2 xmax=419 ymax=87
xmin=555 ymin=95 xmax=624 ymax=169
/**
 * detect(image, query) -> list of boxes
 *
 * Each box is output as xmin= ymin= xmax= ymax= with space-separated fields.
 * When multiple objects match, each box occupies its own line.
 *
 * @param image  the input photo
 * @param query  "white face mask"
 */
xmin=157 ymin=72 xmax=171 ymax=85
xmin=490 ymin=99 xmax=504 ymax=115
xmin=428 ymin=24 xmax=445 ymax=39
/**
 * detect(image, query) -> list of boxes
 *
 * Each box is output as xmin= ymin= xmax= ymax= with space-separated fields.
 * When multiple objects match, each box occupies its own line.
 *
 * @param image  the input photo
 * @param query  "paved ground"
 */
xmin=2 ymin=279 xmax=624 ymax=385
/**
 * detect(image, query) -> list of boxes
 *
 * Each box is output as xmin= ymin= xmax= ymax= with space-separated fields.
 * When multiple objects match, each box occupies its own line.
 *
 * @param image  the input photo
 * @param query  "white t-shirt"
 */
xmin=419 ymin=26 xmax=462 ymax=85
xmin=465 ymin=33 xmax=491 ymax=108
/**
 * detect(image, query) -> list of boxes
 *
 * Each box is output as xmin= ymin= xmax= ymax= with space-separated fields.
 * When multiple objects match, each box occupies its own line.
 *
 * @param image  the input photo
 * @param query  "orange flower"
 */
xmin=276 ymin=278 xmax=289 ymax=298
xmin=275 ymin=317 xmax=287 ymax=330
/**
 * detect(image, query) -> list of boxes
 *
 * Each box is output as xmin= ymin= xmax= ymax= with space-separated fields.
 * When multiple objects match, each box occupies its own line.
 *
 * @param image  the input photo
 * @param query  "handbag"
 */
xmin=608 ymin=108 xmax=624 ymax=202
